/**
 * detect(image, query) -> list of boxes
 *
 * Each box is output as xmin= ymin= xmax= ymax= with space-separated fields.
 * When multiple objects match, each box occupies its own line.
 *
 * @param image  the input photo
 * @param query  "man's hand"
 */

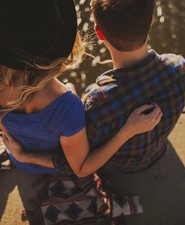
xmin=2 ymin=127 xmax=24 ymax=161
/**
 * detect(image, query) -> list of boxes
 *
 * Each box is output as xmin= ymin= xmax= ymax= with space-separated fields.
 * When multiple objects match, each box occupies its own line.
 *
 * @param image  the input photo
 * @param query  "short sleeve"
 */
xmin=61 ymin=93 xmax=86 ymax=136
xmin=40 ymin=91 xmax=86 ymax=137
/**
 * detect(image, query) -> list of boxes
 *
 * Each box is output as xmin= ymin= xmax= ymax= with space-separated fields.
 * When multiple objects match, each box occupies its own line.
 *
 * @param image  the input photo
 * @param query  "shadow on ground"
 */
xmin=110 ymin=141 xmax=185 ymax=225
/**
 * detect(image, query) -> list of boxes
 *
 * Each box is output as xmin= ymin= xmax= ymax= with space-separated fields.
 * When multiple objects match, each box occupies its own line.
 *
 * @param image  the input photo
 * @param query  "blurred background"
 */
xmin=62 ymin=0 xmax=185 ymax=95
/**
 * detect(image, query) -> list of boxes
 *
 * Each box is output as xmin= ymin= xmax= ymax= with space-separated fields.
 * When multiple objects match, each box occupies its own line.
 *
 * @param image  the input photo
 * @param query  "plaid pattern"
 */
xmin=84 ymin=50 xmax=185 ymax=174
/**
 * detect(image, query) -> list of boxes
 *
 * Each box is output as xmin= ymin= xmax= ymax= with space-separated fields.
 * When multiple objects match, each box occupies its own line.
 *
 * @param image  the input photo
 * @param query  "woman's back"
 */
xmin=1 ymin=79 xmax=86 ymax=174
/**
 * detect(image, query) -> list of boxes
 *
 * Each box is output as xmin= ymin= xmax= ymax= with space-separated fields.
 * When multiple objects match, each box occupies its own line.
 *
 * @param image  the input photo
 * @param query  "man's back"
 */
xmin=84 ymin=50 xmax=185 ymax=173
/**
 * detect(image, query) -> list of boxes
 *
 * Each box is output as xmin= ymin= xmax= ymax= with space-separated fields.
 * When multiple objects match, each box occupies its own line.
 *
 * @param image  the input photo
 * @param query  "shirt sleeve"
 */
xmin=41 ymin=92 xmax=86 ymax=137
xmin=61 ymin=93 xmax=86 ymax=136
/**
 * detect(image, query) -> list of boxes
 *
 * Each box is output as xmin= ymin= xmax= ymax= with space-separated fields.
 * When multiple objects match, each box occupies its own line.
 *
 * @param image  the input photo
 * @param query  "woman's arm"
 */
xmin=2 ymin=103 xmax=162 ymax=175
xmin=60 ymin=103 xmax=162 ymax=177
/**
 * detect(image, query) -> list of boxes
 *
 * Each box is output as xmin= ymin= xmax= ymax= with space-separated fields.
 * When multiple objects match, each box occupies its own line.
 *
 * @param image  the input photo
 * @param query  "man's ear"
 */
xmin=95 ymin=26 xmax=105 ymax=40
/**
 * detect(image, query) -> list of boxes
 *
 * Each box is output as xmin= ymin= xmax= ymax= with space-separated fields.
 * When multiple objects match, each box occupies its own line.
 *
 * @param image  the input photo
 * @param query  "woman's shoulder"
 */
xmin=25 ymin=79 xmax=68 ymax=113
xmin=38 ymin=80 xmax=82 ymax=113
xmin=37 ymin=80 xmax=84 ymax=120
xmin=38 ymin=88 xmax=85 ymax=136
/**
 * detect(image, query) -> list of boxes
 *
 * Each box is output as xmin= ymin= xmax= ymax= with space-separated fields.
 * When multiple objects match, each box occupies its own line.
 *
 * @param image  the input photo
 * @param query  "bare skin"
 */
xmin=95 ymin=25 xmax=150 ymax=69
xmin=0 ymin=77 xmax=162 ymax=177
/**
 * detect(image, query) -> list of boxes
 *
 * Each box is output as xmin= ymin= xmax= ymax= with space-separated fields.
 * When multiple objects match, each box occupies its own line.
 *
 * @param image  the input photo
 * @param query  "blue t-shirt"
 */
xmin=2 ymin=91 xmax=86 ymax=174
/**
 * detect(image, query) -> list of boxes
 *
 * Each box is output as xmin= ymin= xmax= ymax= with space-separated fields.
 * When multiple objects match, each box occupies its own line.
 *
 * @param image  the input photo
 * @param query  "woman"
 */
xmin=0 ymin=0 xmax=162 ymax=224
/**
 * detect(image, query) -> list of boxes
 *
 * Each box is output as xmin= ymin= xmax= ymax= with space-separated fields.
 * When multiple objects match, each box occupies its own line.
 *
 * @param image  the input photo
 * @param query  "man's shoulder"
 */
xmin=83 ymin=73 xmax=119 ymax=111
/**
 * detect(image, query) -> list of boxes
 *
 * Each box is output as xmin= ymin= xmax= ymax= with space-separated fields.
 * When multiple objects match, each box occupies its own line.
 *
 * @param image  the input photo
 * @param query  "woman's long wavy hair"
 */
xmin=0 ymin=32 xmax=85 ymax=117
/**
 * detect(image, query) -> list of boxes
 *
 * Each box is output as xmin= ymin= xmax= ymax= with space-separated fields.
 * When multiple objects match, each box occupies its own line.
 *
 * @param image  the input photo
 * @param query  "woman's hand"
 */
xmin=124 ymin=103 xmax=162 ymax=138
xmin=60 ymin=103 xmax=162 ymax=177
xmin=2 ymin=128 xmax=24 ymax=161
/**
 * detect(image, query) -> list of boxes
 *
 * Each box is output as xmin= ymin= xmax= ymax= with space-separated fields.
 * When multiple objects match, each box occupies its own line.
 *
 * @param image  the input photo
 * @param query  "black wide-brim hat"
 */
xmin=0 ymin=0 xmax=77 ymax=71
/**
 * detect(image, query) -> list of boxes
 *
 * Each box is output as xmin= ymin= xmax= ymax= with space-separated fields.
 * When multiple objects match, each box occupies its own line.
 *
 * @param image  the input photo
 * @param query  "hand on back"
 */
xmin=124 ymin=103 xmax=162 ymax=137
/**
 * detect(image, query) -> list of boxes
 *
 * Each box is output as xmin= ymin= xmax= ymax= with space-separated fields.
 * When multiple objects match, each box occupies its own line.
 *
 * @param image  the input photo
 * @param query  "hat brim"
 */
xmin=46 ymin=0 xmax=77 ymax=60
xmin=0 ymin=0 xmax=77 ymax=71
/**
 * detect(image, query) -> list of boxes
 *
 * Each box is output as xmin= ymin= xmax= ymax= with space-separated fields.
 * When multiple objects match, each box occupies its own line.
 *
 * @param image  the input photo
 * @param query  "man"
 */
xmin=83 ymin=0 xmax=185 ymax=181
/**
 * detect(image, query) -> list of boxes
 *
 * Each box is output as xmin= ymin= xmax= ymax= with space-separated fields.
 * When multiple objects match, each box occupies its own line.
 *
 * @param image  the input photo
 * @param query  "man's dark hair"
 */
xmin=91 ymin=0 xmax=155 ymax=51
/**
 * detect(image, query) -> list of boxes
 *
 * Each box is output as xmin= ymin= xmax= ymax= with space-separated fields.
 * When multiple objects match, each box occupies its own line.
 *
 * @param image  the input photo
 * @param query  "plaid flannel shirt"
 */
xmin=84 ymin=50 xmax=185 ymax=174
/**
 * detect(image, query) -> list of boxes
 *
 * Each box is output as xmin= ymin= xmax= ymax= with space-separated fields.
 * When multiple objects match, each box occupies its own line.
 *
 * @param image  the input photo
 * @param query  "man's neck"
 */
xmin=109 ymin=43 xmax=149 ymax=69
